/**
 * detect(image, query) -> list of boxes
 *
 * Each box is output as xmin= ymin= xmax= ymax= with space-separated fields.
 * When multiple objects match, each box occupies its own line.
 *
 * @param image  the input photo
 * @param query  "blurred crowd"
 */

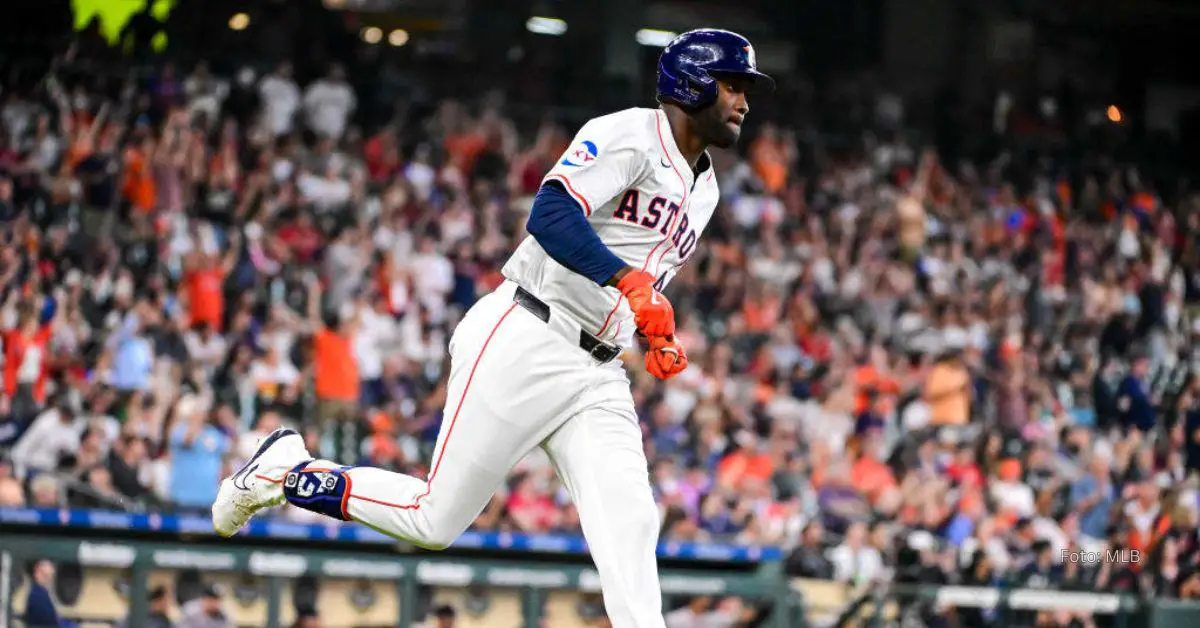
xmin=1 ymin=25 xmax=1200 ymax=613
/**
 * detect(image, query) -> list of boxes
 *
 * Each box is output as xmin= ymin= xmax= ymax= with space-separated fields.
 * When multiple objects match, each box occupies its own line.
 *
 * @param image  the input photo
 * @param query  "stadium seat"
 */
xmin=428 ymin=588 xmax=523 ymax=627
xmin=791 ymin=578 xmax=850 ymax=623
xmin=543 ymin=591 xmax=595 ymax=628
xmin=315 ymin=579 xmax=401 ymax=627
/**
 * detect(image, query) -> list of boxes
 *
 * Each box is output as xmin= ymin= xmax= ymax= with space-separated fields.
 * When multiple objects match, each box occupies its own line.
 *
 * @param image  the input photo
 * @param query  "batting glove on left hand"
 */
xmin=644 ymin=334 xmax=689 ymax=380
xmin=617 ymin=270 xmax=675 ymax=338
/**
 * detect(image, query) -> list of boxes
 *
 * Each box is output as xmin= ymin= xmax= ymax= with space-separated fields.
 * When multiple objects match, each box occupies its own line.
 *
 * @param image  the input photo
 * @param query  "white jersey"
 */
xmin=502 ymin=107 xmax=720 ymax=348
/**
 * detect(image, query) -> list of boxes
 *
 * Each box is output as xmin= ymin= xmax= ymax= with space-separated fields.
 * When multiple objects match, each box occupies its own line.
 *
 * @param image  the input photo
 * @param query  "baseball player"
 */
xmin=212 ymin=29 xmax=772 ymax=627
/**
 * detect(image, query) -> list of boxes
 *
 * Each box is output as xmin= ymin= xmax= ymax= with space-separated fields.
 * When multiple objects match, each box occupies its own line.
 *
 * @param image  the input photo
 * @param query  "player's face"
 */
xmin=697 ymin=76 xmax=751 ymax=148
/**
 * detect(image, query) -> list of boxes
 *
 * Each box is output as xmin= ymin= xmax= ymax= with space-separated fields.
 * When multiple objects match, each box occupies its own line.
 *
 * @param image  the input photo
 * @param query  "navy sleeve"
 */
xmin=526 ymin=181 xmax=628 ymax=286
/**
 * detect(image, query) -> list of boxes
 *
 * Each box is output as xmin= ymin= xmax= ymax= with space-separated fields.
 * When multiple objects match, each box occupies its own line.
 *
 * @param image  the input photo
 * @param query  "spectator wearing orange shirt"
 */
xmin=182 ymin=230 xmax=240 ymax=332
xmin=363 ymin=411 xmax=401 ymax=469
xmin=852 ymin=347 xmax=899 ymax=416
xmin=306 ymin=275 xmax=361 ymax=461
xmin=716 ymin=431 xmax=775 ymax=490
xmin=741 ymin=285 xmax=783 ymax=334
xmin=3 ymin=306 xmax=51 ymax=422
xmin=444 ymin=119 xmax=489 ymax=177
xmin=122 ymin=133 xmax=157 ymax=215
xmin=748 ymin=124 xmax=789 ymax=195
xmin=850 ymin=435 xmax=897 ymax=503
xmin=924 ymin=349 xmax=972 ymax=427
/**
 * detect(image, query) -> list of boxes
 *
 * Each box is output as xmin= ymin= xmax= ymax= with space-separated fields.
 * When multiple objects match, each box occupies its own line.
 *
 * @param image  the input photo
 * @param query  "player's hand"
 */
xmin=617 ymin=270 xmax=675 ymax=338
xmin=644 ymin=335 xmax=688 ymax=380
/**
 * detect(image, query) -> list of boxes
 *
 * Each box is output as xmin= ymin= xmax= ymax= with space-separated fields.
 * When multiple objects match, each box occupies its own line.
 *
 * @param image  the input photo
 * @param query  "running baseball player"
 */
xmin=213 ymin=29 xmax=772 ymax=628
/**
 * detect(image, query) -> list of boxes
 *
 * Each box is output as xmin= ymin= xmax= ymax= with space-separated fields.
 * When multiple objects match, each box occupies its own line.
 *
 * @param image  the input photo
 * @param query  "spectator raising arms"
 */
xmin=168 ymin=395 xmax=229 ymax=511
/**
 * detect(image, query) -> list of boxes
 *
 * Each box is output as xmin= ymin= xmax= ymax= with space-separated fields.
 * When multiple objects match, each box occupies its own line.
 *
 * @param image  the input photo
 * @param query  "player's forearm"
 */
xmin=527 ymin=182 xmax=629 ymax=286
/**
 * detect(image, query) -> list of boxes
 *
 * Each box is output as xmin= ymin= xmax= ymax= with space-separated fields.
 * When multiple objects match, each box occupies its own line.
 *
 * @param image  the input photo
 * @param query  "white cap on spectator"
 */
xmin=942 ymin=328 xmax=969 ymax=351
xmin=176 ymin=393 xmax=209 ymax=419
xmin=244 ymin=222 xmax=263 ymax=241
xmin=908 ymin=530 xmax=936 ymax=552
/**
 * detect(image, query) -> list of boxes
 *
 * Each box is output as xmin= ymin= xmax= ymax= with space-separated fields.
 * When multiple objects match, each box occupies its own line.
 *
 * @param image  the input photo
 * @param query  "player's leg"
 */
xmin=326 ymin=302 xmax=551 ymax=549
xmin=214 ymin=285 xmax=588 ymax=548
xmin=542 ymin=372 xmax=666 ymax=628
xmin=320 ymin=293 xmax=597 ymax=548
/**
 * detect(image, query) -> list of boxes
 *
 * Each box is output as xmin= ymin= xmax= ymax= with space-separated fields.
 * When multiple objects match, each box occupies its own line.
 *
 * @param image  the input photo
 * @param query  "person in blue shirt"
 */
xmin=108 ymin=305 xmax=156 ymax=394
xmin=1117 ymin=354 xmax=1156 ymax=433
xmin=648 ymin=402 xmax=687 ymax=458
xmin=943 ymin=493 xmax=985 ymax=547
xmin=169 ymin=397 xmax=230 ymax=510
xmin=1070 ymin=454 xmax=1116 ymax=542
xmin=24 ymin=559 xmax=73 ymax=628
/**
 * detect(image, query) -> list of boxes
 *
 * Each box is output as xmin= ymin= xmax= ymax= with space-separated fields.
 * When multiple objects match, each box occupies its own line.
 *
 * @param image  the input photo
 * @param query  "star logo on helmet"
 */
xmin=742 ymin=45 xmax=756 ymax=68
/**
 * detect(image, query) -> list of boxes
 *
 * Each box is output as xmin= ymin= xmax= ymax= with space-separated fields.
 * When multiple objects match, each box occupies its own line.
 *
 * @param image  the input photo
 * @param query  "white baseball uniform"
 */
xmin=305 ymin=108 xmax=719 ymax=628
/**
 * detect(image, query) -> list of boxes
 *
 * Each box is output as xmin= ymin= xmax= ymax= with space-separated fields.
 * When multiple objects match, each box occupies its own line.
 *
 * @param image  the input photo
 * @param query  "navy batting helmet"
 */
xmin=656 ymin=29 xmax=775 ymax=110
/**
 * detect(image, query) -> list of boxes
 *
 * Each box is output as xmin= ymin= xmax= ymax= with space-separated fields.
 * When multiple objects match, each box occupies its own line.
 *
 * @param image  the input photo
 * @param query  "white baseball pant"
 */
xmin=300 ymin=280 xmax=665 ymax=628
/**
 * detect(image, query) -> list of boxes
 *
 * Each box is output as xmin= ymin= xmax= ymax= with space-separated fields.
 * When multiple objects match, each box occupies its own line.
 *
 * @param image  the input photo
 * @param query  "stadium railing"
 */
xmin=5 ymin=507 xmax=1200 ymax=627
xmin=0 ymin=506 xmax=801 ymax=627
xmin=0 ymin=506 xmax=784 ymax=562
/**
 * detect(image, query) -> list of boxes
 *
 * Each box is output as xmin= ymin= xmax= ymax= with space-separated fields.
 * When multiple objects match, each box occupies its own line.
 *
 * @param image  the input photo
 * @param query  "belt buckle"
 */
xmin=589 ymin=340 xmax=617 ymax=363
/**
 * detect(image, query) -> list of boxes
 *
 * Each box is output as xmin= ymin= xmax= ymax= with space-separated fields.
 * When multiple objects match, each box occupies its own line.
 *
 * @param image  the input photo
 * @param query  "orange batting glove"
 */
xmin=617 ymin=270 xmax=675 ymax=338
xmin=644 ymin=335 xmax=688 ymax=380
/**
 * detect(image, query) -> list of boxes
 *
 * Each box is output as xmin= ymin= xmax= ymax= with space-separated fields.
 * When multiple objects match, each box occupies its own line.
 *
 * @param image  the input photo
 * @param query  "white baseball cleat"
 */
xmin=212 ymin=428 xmax=310 ymax=537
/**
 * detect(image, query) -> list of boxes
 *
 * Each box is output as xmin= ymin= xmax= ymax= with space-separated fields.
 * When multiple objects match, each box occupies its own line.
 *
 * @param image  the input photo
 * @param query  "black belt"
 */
xmin=513 ymin=286 xmax=623 ymax=363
